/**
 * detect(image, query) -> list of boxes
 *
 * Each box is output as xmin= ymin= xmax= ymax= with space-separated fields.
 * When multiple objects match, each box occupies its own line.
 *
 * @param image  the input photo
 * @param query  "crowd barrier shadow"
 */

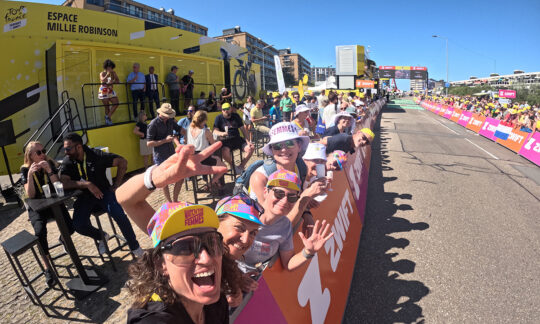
xmin=344 ymin=113 xmax=430 ymax=324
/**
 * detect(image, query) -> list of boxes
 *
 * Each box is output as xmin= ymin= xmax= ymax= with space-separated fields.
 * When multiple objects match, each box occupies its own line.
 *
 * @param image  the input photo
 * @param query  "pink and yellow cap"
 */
xmin=333 ymin=150 xmax=348 ymax=169
xmin=266 ymin=170 xmax=301 ymax=192
xmin=147 ymin=202 xmax=219 ymax=247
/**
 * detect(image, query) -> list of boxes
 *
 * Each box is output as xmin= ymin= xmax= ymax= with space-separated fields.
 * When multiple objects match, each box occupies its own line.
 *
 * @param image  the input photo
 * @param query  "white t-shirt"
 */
xmin=323 ymin=103 xmax=337 ymax=127
xmin=243 ymin=103 xmax=255 ymax=125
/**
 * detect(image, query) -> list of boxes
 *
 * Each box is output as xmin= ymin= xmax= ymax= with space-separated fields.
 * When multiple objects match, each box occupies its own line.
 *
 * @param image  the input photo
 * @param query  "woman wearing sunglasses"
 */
xmin=127 ymin=202 xmax=241 ymax=323
xmin=238 ymin=170 xmax=333 ymax=283
xmin=20 ymin=141 xmax=74 ymax=287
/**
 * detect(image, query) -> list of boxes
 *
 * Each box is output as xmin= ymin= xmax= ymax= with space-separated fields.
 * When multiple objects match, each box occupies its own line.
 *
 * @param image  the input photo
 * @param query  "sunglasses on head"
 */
xmin=34 ymin=150 xmax=44 ymax=156
xmin=270 ymin=187 xmax=299 ymax=203
xmin=161 ymin=231 xmax=224 ymax=266
xmin=271 ymin=140 xmax=296 ymax=151
xmin=222 ymin=108 xmax=230 ymax=111
xmin=217 ymin=192 xmax=265 ymax=217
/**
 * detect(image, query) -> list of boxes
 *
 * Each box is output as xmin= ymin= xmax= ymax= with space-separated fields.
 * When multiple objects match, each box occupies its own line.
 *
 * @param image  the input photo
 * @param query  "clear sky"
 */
xmin=21 ymin=0 xmax=540 ymax=89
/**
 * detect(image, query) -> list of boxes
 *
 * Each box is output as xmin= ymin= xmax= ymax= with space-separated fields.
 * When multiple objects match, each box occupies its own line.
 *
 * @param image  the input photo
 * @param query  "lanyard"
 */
xmin=32 ymin=172 xmax=48 ymax=194
xmin=76 ymin=154 xmax=87 ymax=180
xmin=294 ymin=120 xmax=303 ymax=130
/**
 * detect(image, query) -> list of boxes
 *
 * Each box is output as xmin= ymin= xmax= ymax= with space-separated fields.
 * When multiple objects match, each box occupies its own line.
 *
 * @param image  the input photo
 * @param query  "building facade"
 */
xmin=279 ymin=49 xmax=311 ymax=83
xmin=62 ymin=0 xmax=207 ymax=35
xmin=310 ymin=67 xmax=336 ymax=83
xmin=215 ymin=27 xmax=278 ymax=91
xmin=410 ymin=79 xmax=425 ymax=91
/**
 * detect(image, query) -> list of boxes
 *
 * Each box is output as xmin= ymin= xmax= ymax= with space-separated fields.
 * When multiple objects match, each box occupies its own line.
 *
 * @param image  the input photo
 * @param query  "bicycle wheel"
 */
xmin=233 ymin=70 xmax=246 ymax=100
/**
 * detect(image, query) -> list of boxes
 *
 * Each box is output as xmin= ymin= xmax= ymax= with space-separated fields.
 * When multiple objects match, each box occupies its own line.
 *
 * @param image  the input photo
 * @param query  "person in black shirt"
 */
xmin=59 ymin=133 xmax=143 ymax=257
xmin=213 ymin=103 xmax=254 ymax=173
xmin=320 ymin=127 xmax=375 ymax=154
xmin=219 ymin=87 xmax=232 ymax=107
xmin=181 ymin=70 xmax=194 ymax=112
xmin=20 ymin=141 xmax=74 ymax=287
xmin=323 ymin=112 xmax=354 ymax=137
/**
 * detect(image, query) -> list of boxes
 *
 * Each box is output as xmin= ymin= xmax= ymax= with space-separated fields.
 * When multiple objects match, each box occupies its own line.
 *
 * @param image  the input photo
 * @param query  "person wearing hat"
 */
xmin=181 ymin=70 xmax=195 ymax=112
xmin=165 ymin=66 xmax=180 ymax=115
xmin=320 ymin=126 xmax=375 ymax=154
xmin=292 ymin=104 xmax=312 ymax=136
xmin=126 ymin=201 xmax=241 ymax=323
xmin=238 ymin=170 xmax=334 ymax=278
xmin=147 ymin=103 xmax=185 ymax=202
xmin=323 ymin=111 xmax=354 ymax=137
xmin=213 ymin=102 xmax=254 ymax=174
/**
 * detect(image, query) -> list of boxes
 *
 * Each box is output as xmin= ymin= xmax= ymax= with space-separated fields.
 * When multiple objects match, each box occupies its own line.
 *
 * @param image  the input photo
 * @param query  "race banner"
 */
xmin=443 ymin=107 xmax=454 ymax=119
xmin=495 ymin=128 xmax=530 ymax=153
xmin=450 ymin=108 xmax=462 ymax=123
xmin=478 ymin=117 xmax=500 ymax=140
xmin=434 ymin=104 xmax=441 ymax=114
xmin=466 ymin=114 xmax=486 ymax=133
xmin=438 ymin=105 xmax=447 ymax=116
xmin=518 ymin=133 xmax=540 ymax=166
xmin=457 ymin=111 xmax=472 ymax=127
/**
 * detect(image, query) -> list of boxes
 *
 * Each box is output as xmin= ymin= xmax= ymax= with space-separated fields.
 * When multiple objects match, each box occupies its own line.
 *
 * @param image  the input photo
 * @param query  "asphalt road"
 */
xmin=344 ymin=99 xmax=540 ymax=324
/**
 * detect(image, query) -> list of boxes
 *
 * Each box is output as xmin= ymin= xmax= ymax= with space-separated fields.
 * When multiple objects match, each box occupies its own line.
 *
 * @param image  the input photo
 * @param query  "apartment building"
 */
xmin=311 ymin=66 xmax=336 ymax=83
xmin=279 ymin=48 xmax=311 ymax=83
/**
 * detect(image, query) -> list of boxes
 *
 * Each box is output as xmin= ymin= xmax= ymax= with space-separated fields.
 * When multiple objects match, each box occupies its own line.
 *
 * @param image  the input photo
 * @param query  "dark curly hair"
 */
xmin=127 ymin=241 xmax=242 ymax=309
xmin=103 ymin=59 xmax=116 ymax=70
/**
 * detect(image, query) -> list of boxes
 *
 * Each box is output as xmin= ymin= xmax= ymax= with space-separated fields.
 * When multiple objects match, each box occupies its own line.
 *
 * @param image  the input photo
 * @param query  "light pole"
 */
xmin=432 ymin=35 xmax=448 ymax=95
xmin=262 ymin=44 xmax=274 ymax=91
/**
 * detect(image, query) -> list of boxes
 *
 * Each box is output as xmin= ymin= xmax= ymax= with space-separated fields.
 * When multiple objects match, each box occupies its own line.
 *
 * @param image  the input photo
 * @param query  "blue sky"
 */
xmin=22 ymin=0 xmax=540 ymax=89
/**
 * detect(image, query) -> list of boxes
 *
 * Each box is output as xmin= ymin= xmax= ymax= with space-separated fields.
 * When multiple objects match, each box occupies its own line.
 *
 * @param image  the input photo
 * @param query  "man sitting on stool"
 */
xmin=59 ymin=133 xmax=143 ymax=257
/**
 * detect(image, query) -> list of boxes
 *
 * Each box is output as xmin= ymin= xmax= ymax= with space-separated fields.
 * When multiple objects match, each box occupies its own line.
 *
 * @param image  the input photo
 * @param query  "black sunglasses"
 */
xmin=217 ymin=192 xmax=265 ymax=217
xmin=271 ymin=140 xmax=296 ymax=151
xmin=34 ymin=150 xmax=44 ymax=156
xmin=161 ymin=231 xmax=224 ymax=265
xmin=270 ymin=187 xmax=299 ymax=203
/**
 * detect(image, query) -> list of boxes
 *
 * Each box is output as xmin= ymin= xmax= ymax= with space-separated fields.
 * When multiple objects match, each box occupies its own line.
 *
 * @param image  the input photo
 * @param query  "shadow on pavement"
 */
xmin=344 ymin=112 xmax=430 ymax=324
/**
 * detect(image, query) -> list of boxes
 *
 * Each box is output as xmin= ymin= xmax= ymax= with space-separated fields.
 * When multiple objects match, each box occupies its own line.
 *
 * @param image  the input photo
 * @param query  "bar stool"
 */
xmin=1 ymin=230 xmax=69 ymax=316
xmin=252 ymin=129 xmax=270 ymax=157
xmin=91 ymin=207 xmax=132 ymax=271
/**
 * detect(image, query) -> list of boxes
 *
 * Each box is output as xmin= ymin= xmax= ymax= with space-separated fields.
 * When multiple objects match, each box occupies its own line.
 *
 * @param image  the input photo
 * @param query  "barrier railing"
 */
xmin=231 ymin=99 xmax=386 ymax=324
xmin=416 ymin=98 xmax=540 ymax=166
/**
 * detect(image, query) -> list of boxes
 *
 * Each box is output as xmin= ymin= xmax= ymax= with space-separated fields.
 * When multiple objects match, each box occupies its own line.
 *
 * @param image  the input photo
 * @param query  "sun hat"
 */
xmin=157 ymin=103 xmax=176 ymax=118
xmin=266 ymin=170 xmax=301 ymax=192
xmin=215 ymin=195 xmax=263 ymax=226
xmin=303 ymin=143 xmax=327 ymax=161
xmin=332 ymin=150 xmax=347 ymax=169
xmin=294 ymin=104 xmax=310 ymax=116
xmin=262 ymin=122 xmax=310 ymax=156
xmin=147 ymin=202 xmax=219 ymax=247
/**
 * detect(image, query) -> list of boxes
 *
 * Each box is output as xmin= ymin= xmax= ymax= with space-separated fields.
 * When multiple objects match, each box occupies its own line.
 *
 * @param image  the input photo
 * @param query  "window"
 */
xmin=163 ymin=16 xmax=171 ymax=26
xmin=126 ymin=4 xmax=143 ymax=18
xmin=87 ymin=0 xmax=104 ymax=5
xmin=147 ymin=11 xmax=161 ymax=23
xmin=175 ymin=20 xmax=185 ymax=30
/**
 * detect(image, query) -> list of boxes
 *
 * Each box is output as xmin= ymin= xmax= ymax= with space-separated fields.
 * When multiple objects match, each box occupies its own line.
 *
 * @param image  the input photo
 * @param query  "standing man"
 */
xmin=177 ymin=105 xmax=195 ymax=144
xmin=147 ymin=103 xmax=185 ymax=202
xmin=213 ymin=102 xmax=254 ymax=173
xmin=165 ymin=66 xmax=180 ymax=115
xmin=145 ymin=66 xmax=159 ymax=119
xmin=59 ymin=133 xmax=143 ymax=257
xmin=127 ymin=63 xmax=146 ymax=120
xmin=280 ymin=91 xmax=294 ymax=122
xmin=181 ymin=70 xmax=195 ymax=112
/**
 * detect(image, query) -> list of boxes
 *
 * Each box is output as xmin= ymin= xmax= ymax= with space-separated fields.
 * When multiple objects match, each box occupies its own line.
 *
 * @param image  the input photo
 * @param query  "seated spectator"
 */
xmin=187 ymin=110 xmax=227 ymax=192
xmin=126 ymin=201 xmax=240 ymax=324
xmin=196 ymin=91 xmax=206 ymax=110
xmin=268 ymin=99 xmax=282 ymax=126
xmin=238 ymin=170 xmax=333 ymax=276
xmin=177 ymin=106 xmax=194 ymax=144
xmin=320 ymin=127 xmax=375 ymax=154
xmin=219 ymin=87 xmax=233 ymax=107
xmin=21 ymin=141 xmax=74 ymax=287
xmin=59 ymin=133 xmax=143 ymax=257
xmin=213 ymin=103 xmax=254 ymax=174
xmin=251 ymin=99 xmax=270 ymax=135
xmin=324 ymin=112 xmax=355 ymax=137
xmin=206 ymin=91 xmax=218 ymax=112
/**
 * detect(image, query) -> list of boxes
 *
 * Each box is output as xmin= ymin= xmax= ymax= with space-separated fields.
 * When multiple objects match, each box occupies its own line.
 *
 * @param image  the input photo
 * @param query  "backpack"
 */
xmin=233 ymin=157 xmax=308 ymax=196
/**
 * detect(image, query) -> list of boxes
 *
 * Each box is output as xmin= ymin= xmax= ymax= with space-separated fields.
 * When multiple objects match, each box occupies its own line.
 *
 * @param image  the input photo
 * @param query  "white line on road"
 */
xmin=465 ymin=138 xmax=499 ymax=160
xmin=433 ymin=118 xmax=459 ymax=134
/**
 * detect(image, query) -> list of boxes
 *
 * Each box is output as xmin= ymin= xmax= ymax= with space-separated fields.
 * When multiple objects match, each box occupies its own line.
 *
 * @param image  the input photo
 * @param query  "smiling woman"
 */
xmin=126 ymin=202 xmax=242 ymax=324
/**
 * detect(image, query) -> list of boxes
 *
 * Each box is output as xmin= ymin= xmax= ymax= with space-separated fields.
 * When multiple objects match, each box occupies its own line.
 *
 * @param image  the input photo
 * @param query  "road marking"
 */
xmin=433 ymin=118 xmax=459 ymax=134
xmin=465 ymin=138 xmax=499 ymax=160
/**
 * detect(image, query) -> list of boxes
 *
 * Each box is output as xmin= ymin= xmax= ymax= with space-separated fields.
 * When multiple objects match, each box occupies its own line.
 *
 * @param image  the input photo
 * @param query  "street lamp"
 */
xmin=432 ymin=35 xmax=448 ymax=95
xmin=262 ymin=44 xmax=274 ymax=91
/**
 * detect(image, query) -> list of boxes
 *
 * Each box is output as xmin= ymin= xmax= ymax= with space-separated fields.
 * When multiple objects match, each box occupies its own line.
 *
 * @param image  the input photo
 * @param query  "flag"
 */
xmin=315 ymin=115 xmax=326 ymax=135
xmin=494 ymin=122 xmax=513 ymax=140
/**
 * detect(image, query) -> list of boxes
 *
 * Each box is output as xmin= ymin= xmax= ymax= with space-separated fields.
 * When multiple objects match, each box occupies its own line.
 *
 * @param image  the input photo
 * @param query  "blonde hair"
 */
xmin=22 ymin=141 xmax=55 ymax=168
xmin=191 ymin=110 xmax=207 ymax=129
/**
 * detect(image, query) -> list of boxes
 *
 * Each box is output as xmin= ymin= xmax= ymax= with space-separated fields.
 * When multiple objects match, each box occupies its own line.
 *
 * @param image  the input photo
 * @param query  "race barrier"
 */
xmin=417 ymin=99 xmax=540 ymax=167
xmin=234 ymin=99 xmax=385 ymax=324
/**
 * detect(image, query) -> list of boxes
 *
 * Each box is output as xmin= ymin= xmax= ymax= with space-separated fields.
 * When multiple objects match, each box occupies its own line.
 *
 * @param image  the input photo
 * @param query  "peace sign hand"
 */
xmin=298 ymin=219 xmax=334 ymax=255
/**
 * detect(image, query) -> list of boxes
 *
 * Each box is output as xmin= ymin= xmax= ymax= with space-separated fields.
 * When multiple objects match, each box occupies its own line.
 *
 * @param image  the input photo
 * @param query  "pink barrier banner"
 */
xmin=519 ymin=133 xmax=540 ymax=166
xmin=498 ymin=89 xmax=516 ymax=98
xmin=443 ymin=107 xmax=454 ymax=119
xmin=434 ymin=104 xmax=441 ymax=114
xmin=478 ymin=117 xmax=500 ymax=140
xmin=457 ymin=111 xmax=472 ymax=127
xmin=438 ymin=105 xmax=448 ymax=116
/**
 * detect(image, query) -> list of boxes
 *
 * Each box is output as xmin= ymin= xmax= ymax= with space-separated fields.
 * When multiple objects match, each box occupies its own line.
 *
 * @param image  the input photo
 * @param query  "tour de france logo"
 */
xmin=4 ymin=5 xmax=27 ymax=33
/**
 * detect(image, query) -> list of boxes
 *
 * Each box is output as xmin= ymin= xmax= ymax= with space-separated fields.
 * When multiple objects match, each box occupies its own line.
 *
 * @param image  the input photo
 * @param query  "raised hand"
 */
xmin=298 ymin=220 xmax=334 ymax=255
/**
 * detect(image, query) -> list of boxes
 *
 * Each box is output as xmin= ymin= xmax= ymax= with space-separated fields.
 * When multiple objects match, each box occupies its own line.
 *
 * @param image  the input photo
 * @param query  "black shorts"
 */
xmin=221 ymin=137 xmax=246 ymax=151
xmin=184 ymin=89 xmax=193 ymax=99
xmin=195 ymin=151 xmax=218 ymax=166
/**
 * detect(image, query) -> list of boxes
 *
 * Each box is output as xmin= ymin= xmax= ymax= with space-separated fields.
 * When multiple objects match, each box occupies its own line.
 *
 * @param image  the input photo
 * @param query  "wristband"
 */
xmin=302 ymin=249 xmax=315 ymax=259
xmin=144 ymin=165 xmax=157 ymax=191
